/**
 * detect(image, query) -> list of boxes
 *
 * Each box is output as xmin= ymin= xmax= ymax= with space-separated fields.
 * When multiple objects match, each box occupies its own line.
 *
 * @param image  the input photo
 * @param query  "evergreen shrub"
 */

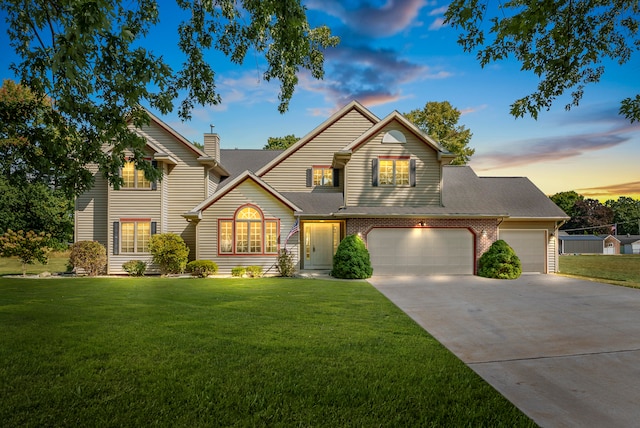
xmin=231 ymin=266 xmax=246 ymax=277
xmin=187 ymin=260 xmax=218 ymax=277
xmin=331 ymin=234 xmax=373 ymax=279
xmin=148 ymin=233 xmax=189 ymax=275
xmin=246 ymin=265 xmax=263 ymax=278
xmin=122 ymin=260 xmax=147 ymax=276
xmin=276 ymin=249 xmax=296 ymax=277
xmin=478 ymin=240 xmax=522 ymax=279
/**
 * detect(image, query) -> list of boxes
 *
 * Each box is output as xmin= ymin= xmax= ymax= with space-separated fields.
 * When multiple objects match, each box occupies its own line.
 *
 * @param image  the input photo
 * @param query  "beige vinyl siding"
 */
xmin=136 ymin=121 xmax=207 ymax=261
xmin=197 ymin=180 xmax=298 ymax=275
xmin=75 ymin=164 xmax=108 ymax=247
xmin=108 ymin=177 xmax=162 ymax=273
xmin=347 ymin=123 xmax=441 ymax=206
xmin=261 ymin=109 xmax=374 ymax=192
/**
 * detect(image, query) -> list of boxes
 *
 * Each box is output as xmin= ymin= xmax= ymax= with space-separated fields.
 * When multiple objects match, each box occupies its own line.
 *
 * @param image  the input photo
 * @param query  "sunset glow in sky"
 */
xmin=2 ymin=1 xmax=638 ymax=201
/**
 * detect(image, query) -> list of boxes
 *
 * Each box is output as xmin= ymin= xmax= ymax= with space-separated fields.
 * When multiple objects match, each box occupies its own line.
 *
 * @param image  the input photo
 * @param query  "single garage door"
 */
xmin=368 ymin=228 xmax=474 ymax=275
xmin=500 ymin=230 xmax=546 ymax=273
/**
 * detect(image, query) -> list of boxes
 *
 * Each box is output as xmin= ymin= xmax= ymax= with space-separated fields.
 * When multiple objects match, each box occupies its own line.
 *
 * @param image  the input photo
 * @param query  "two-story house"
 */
xmin=75 ymin=101 xmax=568 ymax=275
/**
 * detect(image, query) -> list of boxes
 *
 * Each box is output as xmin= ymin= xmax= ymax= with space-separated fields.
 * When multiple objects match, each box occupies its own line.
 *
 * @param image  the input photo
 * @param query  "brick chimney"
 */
xmin=203 ymin=133 xmax=220 ymax=162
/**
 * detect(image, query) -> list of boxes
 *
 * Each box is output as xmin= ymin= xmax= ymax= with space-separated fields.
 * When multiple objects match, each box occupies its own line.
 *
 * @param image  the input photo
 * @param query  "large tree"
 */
xmin=605 ymin=196 xmax=640 ymax=235
xmin=550 ymin=191 xmax=584 ymax=219
xmin=1 ymin=0 xmax=338 ymax=195
xmin=404 ymin=101 xmax=474 ymax=165
xmin=445 ymin=0 xmax=640 ymax=122
xmin=263 ymin=134 xmax=299 ymax=150
xmin=563 ymin=198 xmax=614 ymax=235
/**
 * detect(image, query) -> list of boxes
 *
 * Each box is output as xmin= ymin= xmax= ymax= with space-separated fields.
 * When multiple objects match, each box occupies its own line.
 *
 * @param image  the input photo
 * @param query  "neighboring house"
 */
xmin=617 ymin=235 xmax=640 ymax=254
xmin=75 ymin=101 xmax=568 ymax=275
xmin=558 ymin=233 xmax=621 ymax=255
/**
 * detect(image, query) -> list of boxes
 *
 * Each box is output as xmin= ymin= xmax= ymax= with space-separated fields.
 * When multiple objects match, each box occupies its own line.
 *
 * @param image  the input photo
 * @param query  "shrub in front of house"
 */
xmin=331 ymin=234 xmax=373 ymax=279
xmin=231 ymin=266 xmax=246 ymax=277
xmin=187 ymin=260 xmax=218 ymax=278
xmin=122 ymin=260 xmax=147 ymax=276
xmin=246 ymin=265 xmax=263 ymax=278
xmin=276 ymin=249 xmax=296 ymax=277
xmin=478 ymin=240 xmax=522 ymax=279
xmin=148 ymin=233 xmax=190 ymax=275
xmin=69 ymin=241 xmax=107 ymax=276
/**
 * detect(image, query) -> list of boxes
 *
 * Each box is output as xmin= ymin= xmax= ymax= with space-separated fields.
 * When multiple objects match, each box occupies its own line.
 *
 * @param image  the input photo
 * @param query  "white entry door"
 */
xmin=304 ymin=223 xmax=339 ymax=269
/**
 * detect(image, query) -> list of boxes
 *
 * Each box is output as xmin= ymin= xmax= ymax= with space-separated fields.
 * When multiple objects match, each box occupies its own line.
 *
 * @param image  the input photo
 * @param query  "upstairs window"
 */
xmin=121 ymin=160 xmax=157 ymax=189
xmin=306 ymin=166 xmax=340 ymax=188
xmin=372 ymin=157 xmax=416 ymax=187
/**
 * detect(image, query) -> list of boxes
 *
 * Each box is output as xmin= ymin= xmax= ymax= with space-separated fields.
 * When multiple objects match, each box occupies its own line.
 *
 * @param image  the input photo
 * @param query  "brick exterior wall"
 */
xmin=346 ymin=217 xmax=499 ymax=273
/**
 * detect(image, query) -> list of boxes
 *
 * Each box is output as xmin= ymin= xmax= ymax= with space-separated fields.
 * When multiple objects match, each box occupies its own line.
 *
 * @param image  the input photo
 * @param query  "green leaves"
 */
xmin=1 ymin=0 xmax=338 ymax=194
xmin=445 ymin=0 xmax=640 ymax=121
xmin=404 ymin=101 xmax=475 ymax=165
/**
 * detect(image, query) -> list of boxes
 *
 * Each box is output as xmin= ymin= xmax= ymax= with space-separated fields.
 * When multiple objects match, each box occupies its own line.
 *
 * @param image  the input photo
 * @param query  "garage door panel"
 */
xmin=500 ymin=230 xmax=546 ymax=273
xmin=368 ymin=228 xmax=473 ymax=275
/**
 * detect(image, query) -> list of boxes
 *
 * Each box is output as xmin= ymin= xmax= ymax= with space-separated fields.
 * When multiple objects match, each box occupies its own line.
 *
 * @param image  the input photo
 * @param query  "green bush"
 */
xmin=276 ymin=249 xmax=296 ymax=277
xmin=331 ymin=234 xmax=373 ymax=279
xmin=187 ymin=260 xmax=218 ymax=278
xmin=148 ymin=233 xmax=190 ymax=275
xmin=478 ymin=240 xmax=522 ymax=279
xmin=69 ymin=241 xmax=107 ymax=276
xmin=231 ymin=266 xmax=246 ymax=277
xmin=122 ymin=260 xmax=147 ymax=276
xmin=246 ymin=265 xmax=263 ymax=278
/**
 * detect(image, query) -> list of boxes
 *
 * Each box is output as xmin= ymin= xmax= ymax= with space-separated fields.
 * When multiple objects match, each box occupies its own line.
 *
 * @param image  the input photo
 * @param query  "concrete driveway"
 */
xmin=368 ymin=274 xmax=640 ymax=428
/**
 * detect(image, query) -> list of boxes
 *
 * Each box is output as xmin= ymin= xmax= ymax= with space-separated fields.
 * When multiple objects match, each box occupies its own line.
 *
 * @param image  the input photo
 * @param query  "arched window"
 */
xmin=218 ymin=205 xmax=279 ymax=255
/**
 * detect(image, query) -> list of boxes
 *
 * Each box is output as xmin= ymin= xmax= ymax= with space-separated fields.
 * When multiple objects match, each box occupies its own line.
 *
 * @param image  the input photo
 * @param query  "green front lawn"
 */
xmin=0 ymin=251 xmax=70 ymax=276
xmin=0 ymin=277 xmax=534 ymax=427
xmin=559 ymin=254 xmax=640 ymax=288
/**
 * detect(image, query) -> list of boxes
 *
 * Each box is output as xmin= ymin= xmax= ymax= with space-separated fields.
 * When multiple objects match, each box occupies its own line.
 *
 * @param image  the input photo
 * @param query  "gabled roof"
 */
xmin=256 ymin=100 xmax=379 ymax=177
xmin=334 ymin=166 xmax=569 ymax=219
xmin=342 ymin=110 xmax=453 ymax=162
xmin=184 ymin=171 xmax=301 ymax=219
xmin=219 ymin=149 xmax=283 ymax=187
xmin=617 ymin=235 xmax=640 ymax=245
xmin=141 ymin=108 xmax=208 ymax=159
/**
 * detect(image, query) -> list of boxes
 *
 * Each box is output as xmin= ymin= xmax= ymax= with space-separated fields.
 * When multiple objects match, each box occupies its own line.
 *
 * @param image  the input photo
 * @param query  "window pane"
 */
xmin=237 ymin=207 xmax=261 ymax=220
xmin=137 ymin=168 xmax=151 ymax=189
xmin=249 ymin=222 xmax=261 ymax=253
xmin=236 ymin=222 xmax=248 ymax=253
xmin=122 ymin=162 xmax=135 ymax=188
xmin=379 ymin=160 xmax=394 ymax=185
xmin=313 ymin=168 xmax=323 ymax=186
xmin=265 ymin=221 xmax=278 ymax=253
xmin=137 ymin=222 xmax=150 ymax=253
xmin=121 ymin=222 xmax=135 ymax=253
xmin=220 ymin=221 xmax=233 ymax=253
xmin=322 ymin=169 xmax=333 ymax=186
xmin=396 ymin=160 xmax=409 ymax=185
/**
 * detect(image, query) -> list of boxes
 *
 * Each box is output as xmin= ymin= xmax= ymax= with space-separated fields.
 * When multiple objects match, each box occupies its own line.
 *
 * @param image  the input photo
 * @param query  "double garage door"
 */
xmin=367 ymin=227 xmax=548 ymax=275
xmin=368 ymin=228 xmax=474 ymax=275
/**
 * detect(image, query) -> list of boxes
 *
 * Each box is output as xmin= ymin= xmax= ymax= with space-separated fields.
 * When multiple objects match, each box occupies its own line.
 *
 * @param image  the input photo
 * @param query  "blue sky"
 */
xmin=2 ymin=0 xmax=639 ymax=200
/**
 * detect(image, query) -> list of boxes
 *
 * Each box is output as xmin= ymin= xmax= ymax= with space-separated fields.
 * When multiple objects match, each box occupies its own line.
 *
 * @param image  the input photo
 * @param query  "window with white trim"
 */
xmin=313 ymin=167 xmax=333 ymax=186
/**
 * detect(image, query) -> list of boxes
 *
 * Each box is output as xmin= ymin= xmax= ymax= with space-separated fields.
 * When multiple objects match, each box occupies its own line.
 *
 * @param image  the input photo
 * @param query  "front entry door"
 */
xmin=304 ymin=223 xmax=338 ymax=269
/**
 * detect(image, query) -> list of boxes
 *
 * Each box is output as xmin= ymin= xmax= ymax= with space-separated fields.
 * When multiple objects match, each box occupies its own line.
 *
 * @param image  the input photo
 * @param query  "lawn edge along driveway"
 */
xmin=368 ymin=274 xmax=640 ymax=428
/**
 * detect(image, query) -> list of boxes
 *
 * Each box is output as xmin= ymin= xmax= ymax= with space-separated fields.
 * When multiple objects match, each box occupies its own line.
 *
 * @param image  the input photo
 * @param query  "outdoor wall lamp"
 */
xmin=481 ymin=229 xmax=487 ymax=238
xmin=418 ymin=221 xmax=425 ymax=227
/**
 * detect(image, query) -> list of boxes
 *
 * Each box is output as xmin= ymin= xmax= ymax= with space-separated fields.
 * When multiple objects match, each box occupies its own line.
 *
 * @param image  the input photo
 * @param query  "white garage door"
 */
xmin=499 ymin=230 xmax=546 ymax=273
xmin=367 ymin=228 xmax=474 ymax=275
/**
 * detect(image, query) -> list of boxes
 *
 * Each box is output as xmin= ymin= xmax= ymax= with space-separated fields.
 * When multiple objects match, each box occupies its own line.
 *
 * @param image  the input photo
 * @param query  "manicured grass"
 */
xmin=0 ymin=251 xmax=70 ymax=276
xmin=0 ymin=277 xmax=535 ymax=427
xmin=559 ymin=254 xmax=640 ymax=288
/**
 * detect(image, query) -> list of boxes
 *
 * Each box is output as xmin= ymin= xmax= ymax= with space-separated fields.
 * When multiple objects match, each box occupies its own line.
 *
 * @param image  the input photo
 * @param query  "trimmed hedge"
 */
xmin=187 ymin=260 xmax=218 ymax=278
xmin=478 ymin=240 xmax=522 ymax=279
xmin=331 ymin=234 xmax=373 ymax=279
xmin=69 ymin=241 xmax=107 ymax=276
xmin=149 ymin=233 xmax=189 ymax=275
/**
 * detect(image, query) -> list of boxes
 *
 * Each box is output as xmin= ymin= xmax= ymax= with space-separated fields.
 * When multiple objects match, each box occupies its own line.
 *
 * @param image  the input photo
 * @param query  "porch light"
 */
xmin=481 ymin=229 xmax=487 ymax=238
